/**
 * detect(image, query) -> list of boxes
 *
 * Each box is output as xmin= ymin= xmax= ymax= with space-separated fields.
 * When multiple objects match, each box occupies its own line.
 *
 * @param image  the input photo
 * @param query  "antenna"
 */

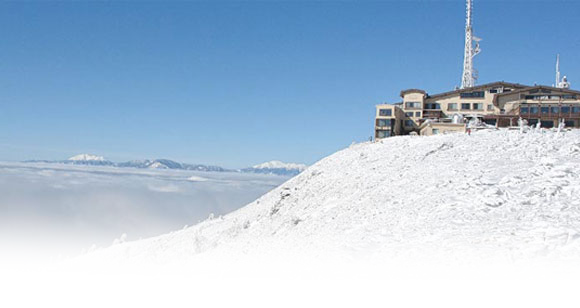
xmin=555 ymin=54 xmax=571 ymax=89
xmin=461 ymin=0 xmax=481 ymax=89
xmin=556 ymin=54 xmax=561 ymax=87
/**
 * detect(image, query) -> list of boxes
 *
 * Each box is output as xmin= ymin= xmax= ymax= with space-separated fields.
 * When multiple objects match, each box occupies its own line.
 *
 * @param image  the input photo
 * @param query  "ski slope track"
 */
xmin=89 ymin=129 xmax=580 ymax=263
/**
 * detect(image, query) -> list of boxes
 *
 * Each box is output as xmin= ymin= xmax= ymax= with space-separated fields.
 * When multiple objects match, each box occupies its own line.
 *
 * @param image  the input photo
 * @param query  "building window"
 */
xmin=520 ymin=107 xmax=529 ymax=114
xmin=473 ymin=103 xmax=483 ymax=110
xmin=551 ymin=106 xmax=560 ymax=114
xmin=565 ymin=120 xmax=575 ymax=128
xmin=561 ymin=106 xmax=570 ymax=113
xmin=530 ymin=106 xmax=539 ymax=114
xmin=404 ymin=120 xmax=414 ymax=127
xmin=562 ymin=95 xmax=577 ymax=100
xmin=448 ymin=103 xmax=458 ymax=110
xmin=425 ymin=103 xmax=441 ymax=110
xmin=405 ymin=112 xmax=414 ymax=117
xmin=432 ymin=128 xmax=440 ymax=135
xmin=379 ymin=109 xmax=392 ymax=116
xmin=526 ymin=95 xmax=552 ymax=100
xmin=377 ymin=119 xmax=392 ymax=127
xmin=573 ymin=106 xmax=580 ymax=113
xmin=541 ymin=120 xmax=554 ymax=128
xmin=541 ymin=106 xmax=549 ymax=114
xmin=376 ymin=130 xmax=391 ymax=138
xmin=415 ymin=112 xmax=421 ymax=117
xmin=405 ymin=102 xmax=421 ymax=109
xmin=461 ymin=103 xmax=471 ymax=110
xmin=487 ymin=105 xmax=494 ymax=111
xmin=528 ymin=119 xmax=538 ymax=126
xmin=484 ymin=119 xmax=497 ymax=126
xmin=489 ymin=89 xmax=498 ymax=94
xmin=460 ymin=91 xmax=485 ymax=98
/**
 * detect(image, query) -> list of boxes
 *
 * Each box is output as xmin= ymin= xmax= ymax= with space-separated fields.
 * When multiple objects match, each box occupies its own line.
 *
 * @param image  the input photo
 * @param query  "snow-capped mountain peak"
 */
xmin=67 ymin=154 xmax=106 ymax=161
xmin=252 ymin=160 xmax=307 ymax=171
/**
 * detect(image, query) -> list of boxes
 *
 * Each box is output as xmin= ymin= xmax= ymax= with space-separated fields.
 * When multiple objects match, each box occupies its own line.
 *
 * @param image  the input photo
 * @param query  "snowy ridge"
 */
xmin=252 ymin=160 xmax=307 ymax=170
xmin=89 ymin=129 xmax=580 ymax=262
xmin=243 ymin=160 xmax=307 ymax=176
xmin=67 ymin=154 xmax=106 ymax=161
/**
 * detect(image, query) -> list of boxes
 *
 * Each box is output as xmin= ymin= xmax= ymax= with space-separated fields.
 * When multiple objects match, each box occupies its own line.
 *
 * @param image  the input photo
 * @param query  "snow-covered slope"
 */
xmin=243 ymin=160 xmax=307 ymax=176
xmin=89 ymin=129 xmax=580 ymax=262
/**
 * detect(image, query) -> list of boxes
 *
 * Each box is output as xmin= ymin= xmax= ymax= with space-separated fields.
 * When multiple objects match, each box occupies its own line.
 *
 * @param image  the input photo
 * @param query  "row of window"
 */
xmin=377 ymin=119 xmax=394 ymax=127
xmin=424 ymin=103 xmax=441 ymax=110
xmin=405 ymin=111 xmax=422 ymax=117
xmin=523 ymin=95 xmax=578 ymax=101
xmin=520 ymin=106 xmax=580 ymax=115
xmin=379 ymin=109 xmax=392 ymax=116
xmin=460 ymin=91 xmax=485 ymax=98
xmin=448 ymin=103 xmax=493 ymax=111
xmin=381 ymin=103 xmax=494 ymax=116
xmin=376 ymin=130 xmax=391 ymax=138
xmin=405 ymin=102 xmax=422 ymax=109
xmin=529 ymin=89 xmax=552 ymax=94
xmin=377 ymin=118 xmax=416 ymax=128
xmin=489 ymin=88 xmax=512 ymax=94
xmin=526 ymin=119 xmax=576 ymax=129
xmin=423 ymin=103 xmax=494 ymax=111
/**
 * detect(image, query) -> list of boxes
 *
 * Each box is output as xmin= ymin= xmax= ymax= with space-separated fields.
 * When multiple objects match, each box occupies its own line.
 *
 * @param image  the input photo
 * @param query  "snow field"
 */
xmin=88 ymin=129 xmax=580 ymax=263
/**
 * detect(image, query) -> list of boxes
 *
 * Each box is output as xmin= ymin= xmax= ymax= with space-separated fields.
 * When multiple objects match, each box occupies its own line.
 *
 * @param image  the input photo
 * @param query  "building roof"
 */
xmin=427 ymin=81 xmax=529 ymax=100
xmin=400 ymin=89 xmax=427 ymax=97
xmin=376 ymin=102 xmax=403 ymax=107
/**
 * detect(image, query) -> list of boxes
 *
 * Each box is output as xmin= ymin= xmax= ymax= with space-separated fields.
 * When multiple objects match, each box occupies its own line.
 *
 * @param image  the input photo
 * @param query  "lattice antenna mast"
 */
xmin=461 ymin=0 xmax=481 ymax=89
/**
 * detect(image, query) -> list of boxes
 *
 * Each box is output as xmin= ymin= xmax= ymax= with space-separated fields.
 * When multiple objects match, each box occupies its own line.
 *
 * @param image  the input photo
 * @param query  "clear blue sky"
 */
xmin=1 ymin=1 xmax=578 ymax=168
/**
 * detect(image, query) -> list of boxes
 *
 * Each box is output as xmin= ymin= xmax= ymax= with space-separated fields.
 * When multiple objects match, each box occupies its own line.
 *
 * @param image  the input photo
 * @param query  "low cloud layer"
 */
xmin=0 ymin=162 xmax=287 ymax=257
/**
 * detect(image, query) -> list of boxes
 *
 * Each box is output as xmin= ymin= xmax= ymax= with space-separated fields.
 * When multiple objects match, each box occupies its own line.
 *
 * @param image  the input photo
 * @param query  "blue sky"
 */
xmin=0 ymin=0 xmax=578 ymax=168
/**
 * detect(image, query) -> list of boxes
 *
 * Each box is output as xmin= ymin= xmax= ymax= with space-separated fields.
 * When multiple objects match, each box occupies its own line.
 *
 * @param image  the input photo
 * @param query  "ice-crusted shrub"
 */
xmin=193 ymin=229 xmax=206 ymax=254
xmin=224 ymin=218 xmax=248 ymax=238
xmin=518 ymin=118 xmax=529 ymax=133
xmin=243 ymin=220 xmax=250 ymax=229
xmin=270 ymin=206 xmax=280 ymax=216
xmin=291 ymin=217 xmax=302 ymax=226
xmin=112 ymin=233 xmax=127 ymax=245
xmin=557 ymin=119 xmax=565 ymax=134
xmin=87 ymin=244 xmax=97 ymax=253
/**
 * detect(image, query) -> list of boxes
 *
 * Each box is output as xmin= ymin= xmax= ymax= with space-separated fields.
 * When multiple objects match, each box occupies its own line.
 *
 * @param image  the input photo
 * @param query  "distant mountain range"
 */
xmin=241 ymin=160 xmax=307 ymax=176
xmin=24 ymin=154 xmax=306 ymax=176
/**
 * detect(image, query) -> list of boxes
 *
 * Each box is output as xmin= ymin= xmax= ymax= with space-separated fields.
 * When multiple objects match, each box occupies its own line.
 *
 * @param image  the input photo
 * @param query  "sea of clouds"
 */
xmin=0 ymin=162 xmax=288 ymax=259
